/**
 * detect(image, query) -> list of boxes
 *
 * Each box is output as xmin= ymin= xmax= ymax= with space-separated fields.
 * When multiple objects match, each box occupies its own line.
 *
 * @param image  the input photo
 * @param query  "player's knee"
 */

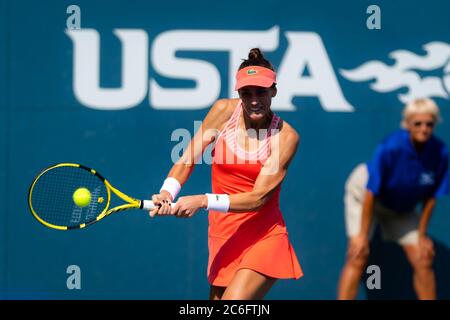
xmin=221 ymin=289 xmax=248 ymax=300
xmin=347 ymin=253 xmax=369 ymax=270
xmin=411 ymin=255 xmax=434 ymax=270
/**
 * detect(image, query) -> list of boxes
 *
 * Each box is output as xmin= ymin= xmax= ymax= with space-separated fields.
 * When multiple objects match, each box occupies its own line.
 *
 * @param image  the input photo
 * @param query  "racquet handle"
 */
xmin=141 ymin=200 xmax=177 ymax=210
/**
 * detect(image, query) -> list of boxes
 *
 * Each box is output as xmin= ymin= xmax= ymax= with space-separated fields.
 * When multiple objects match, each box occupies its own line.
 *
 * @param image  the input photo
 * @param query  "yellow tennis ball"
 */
xmin=73 ymin=188 xmax=91 ymax=208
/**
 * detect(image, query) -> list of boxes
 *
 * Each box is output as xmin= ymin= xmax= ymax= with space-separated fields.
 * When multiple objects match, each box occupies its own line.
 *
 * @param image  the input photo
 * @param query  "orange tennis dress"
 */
xmin=207 ymin=101 xmax=303 ymax=286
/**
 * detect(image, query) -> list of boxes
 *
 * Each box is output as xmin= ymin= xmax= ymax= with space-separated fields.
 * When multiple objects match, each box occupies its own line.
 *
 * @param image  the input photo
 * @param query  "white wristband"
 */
xmin=205 ymin=193 xmax=230 ymax=212
xmin=159 ymin=177 xmax=181 ymax=200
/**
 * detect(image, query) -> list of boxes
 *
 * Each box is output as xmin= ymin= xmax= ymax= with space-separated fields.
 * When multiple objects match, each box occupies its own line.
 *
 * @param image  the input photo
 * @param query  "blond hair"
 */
xmin=401 ymin=98 xmax=441 ymax=128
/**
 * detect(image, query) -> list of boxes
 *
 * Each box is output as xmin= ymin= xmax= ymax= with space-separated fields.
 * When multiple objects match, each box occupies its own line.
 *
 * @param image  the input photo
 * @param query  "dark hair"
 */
xmin=238 ymin=48 xmax=274 ymax=71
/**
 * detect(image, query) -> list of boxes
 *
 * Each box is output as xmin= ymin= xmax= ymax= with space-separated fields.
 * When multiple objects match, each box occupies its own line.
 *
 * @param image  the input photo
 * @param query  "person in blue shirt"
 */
xmin=338 ymin=98 xmax=449 ymax=300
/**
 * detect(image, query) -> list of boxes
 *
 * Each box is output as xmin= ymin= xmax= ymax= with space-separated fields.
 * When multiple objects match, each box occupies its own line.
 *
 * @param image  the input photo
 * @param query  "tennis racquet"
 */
xmin=28 ymin=163 xmax=174 ymax=230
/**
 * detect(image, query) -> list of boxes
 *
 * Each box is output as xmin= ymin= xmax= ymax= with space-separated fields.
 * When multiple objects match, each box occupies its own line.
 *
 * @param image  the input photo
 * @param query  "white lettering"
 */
xmin=66 ymin=27 xmax=355 ymax=112
xmin=275 ymin=32 xmax=353 ymax=111
xmin=66 ymin=29 xmax=148 ymax=110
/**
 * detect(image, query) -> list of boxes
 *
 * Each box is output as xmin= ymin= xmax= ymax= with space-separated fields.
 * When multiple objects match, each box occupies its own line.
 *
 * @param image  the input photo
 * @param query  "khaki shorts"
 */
xmin=344 ymin=163 xmax=420 ymax=245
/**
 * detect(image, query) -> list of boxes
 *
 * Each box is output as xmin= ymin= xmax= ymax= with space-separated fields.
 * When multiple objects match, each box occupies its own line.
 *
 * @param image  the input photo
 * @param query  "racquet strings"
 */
xmin=30 ymin=166 xmax=109 ymax=228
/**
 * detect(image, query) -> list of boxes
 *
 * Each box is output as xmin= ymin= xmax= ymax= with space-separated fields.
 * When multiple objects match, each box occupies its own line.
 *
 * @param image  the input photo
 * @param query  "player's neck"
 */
xmin=241 ymin=112 xmax=273 ymax=132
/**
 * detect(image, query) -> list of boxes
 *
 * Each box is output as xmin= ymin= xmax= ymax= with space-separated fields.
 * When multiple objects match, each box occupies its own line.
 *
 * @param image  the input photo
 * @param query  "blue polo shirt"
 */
xmin=367 ymin=129 xmax=449 ymax=213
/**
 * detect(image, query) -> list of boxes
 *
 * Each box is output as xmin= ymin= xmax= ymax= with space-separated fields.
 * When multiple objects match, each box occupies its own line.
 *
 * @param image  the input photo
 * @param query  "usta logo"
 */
xmin=66 ymin=26 xmax=353 ymax=112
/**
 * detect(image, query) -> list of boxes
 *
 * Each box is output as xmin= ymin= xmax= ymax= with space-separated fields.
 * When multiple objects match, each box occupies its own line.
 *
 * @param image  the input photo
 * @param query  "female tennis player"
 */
xmin=149 ymin=48 xmax=303 ymax=300
xmin=338 ymin=98 xmax=448 ymax=300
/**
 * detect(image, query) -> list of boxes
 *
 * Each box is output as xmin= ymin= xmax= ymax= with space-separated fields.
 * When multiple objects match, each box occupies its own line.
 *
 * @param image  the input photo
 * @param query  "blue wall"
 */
xmin=1 ymin=0 xmax=449 ymax=299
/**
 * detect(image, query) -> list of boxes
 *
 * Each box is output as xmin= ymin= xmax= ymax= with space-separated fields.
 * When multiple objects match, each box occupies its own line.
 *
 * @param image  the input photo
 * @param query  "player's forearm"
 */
xmin=360 ymin=190 xmax=375 ymax=237
xmin=158 ymin=162 xmax=195 ymax=201
xmin=228 ymin=192 xmax=268 ymax=212
xmin=199 ymin=192 xmax=266 ymax=213
xmin=418 ymin=198 xmax=436 ymax=237
xmin=166 ymin=129 xmax=213 ymax=185
xmin=166 ymin=162 xmax=195 ymax=186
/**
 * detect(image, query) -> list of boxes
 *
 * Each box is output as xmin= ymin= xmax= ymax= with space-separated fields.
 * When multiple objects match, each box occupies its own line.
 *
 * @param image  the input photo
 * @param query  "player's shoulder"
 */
xmin=279 ymin=120 xmax=300 ymax=146
xmin=205 ymin=98 xmax=239 ymax=129
xmin=210 ymin=98 xmax=239 ymax=115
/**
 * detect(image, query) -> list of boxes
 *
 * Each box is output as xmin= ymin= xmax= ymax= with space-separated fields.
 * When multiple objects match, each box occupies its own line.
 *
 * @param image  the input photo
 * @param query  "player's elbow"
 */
xmin=176 ymin=154 xmax=196 ymax=169
xmin=289 ymin=131 xmax=300 ymax=150
xmin=248 ymin=192 xmax=270 ymax=211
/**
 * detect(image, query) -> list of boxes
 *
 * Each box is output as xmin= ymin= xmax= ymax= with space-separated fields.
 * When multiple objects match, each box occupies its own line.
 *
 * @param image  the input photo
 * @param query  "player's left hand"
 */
xmin=418 ymin=235 xmax=435 ymax=260
xmin=171 ymin=195 xmax=208 ymax=218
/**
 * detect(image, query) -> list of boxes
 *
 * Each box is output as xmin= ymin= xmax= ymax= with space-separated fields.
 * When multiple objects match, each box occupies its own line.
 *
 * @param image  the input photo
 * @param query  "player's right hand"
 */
xmin=348 ymin=234 xmax=370 ymax=261
xmin=149 ymin=191 xmax=173 ymax=218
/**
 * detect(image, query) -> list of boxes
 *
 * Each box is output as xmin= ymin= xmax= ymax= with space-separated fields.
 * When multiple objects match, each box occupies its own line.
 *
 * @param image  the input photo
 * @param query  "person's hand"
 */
xmin=171 ymin=195 xmax=207 ymax=218
xmin=348 ymin=234 xmax=370 ymax=261
xmin=149 ymin=190 xmax=173 ymax=218
xmin=418 ymin=235 xmax=435 ymax=260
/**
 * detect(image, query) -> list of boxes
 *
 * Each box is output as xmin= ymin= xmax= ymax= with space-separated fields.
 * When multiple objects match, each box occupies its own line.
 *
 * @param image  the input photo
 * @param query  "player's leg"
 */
xmin=338 ymin=164 xmax=372 ymax=300
xmin=402 ymin=244 xmax=436 ymax=300
xmin=337 ymin=235 xmax=370 ymax=300
xmin=379 ymin=206 xmax=436 ymax=300
xmin=221 ymin=268 xmax=276 ymax=300
xmin=209 ymin=285 xmax=226 ymax=300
